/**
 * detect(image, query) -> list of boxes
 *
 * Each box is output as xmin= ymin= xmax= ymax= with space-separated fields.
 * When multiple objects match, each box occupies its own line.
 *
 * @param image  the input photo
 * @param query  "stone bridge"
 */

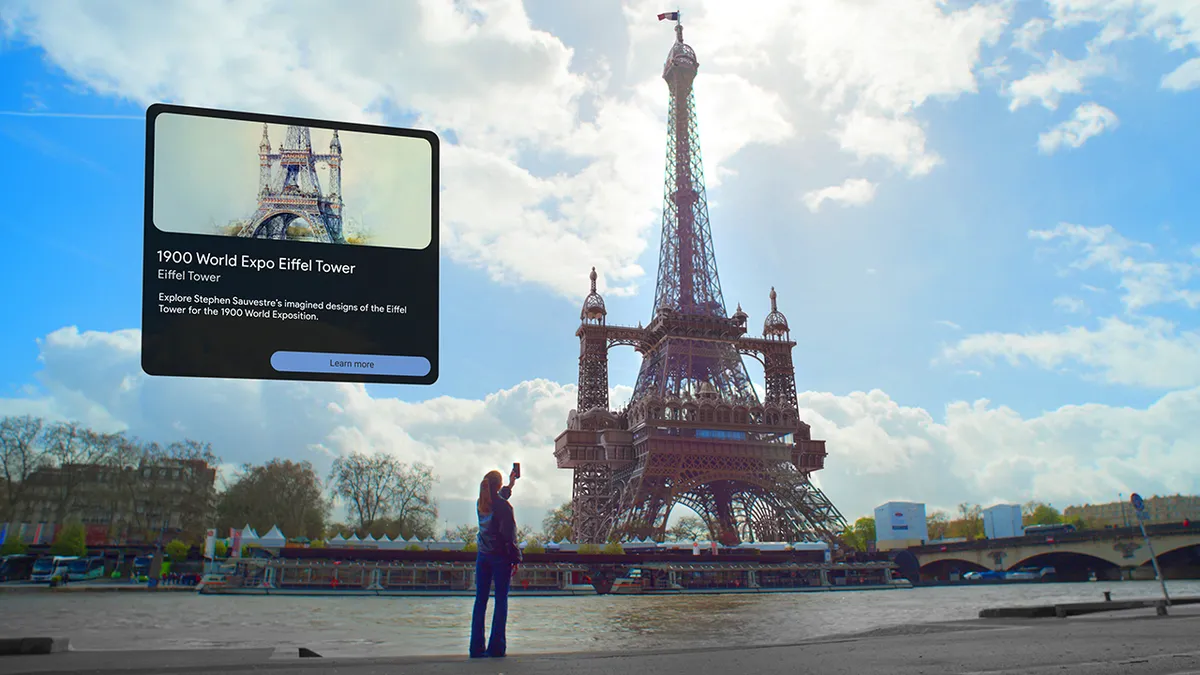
xmin=909 ymin=523 xmax=1200 ymax=581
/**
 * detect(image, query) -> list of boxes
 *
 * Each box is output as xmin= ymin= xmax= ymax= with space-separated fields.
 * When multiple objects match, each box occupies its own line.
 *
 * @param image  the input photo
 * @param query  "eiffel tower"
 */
xmin=237 ymin=124 xmax=345 ymax=243
xmin=554 ymin=16 xmax=846 ymax=546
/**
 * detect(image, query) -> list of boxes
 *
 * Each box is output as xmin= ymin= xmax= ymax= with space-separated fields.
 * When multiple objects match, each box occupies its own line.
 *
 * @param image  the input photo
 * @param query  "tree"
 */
xmin=43 ymin=422 xmax=117 ymax=524
xmin=666 ymin=515 xmax=709 ymax=542
xmin=329 ymin=452 xmax=438 ymax=535
xmin=841 ymin=517 xmax=876 ymax=551
xmin=0 ymin=415 xmax=48 ymax=521
xmin=0 ymin=539 xmax=28 ymax=555
xmin=542 ymin=501 xmax=573 ymax=542
xmin=214 ymin=540 xmax=229 ymax=558
xmin=106 ymin=436 xmax=219 ymax=544
xmin=165 ymin=539 xmax=189 ymax=561
xmin=1024 ymin=502 xmax=1062 ymax=526
xmin=927 ymin=510 xmax=950 ymax=540
xmin=217 ymin=459 xmax=330 ymax=539
xmin=955 ymin=503 xmax=984 ymax=540
xmin=49 ymin=521 xmax=87 ymax=557
xmin=445 ymin=524 xmax=479 ymax=543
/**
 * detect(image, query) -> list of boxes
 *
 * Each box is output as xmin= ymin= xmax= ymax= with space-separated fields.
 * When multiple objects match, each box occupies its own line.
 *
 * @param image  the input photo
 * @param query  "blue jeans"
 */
xmin=469 ymin=552 xmax=513 ymax=657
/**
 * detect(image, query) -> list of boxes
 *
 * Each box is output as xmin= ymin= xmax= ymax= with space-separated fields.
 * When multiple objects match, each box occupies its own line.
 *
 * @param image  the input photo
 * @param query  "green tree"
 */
xmin=541 ymin=501 xmax=573 ymax=542
xmin=841 ymin=516 xmax=876 ymax=551
xmin=0 ymin=539 xmax=28 ymax=555
xmin=1024 ymin=502 xmax=1062 ymax=526
xmin=523 ymin=538 xmax=545 ymax=554
xmin=666 ymin=515 xmax=709 ymax=542
xmin=956 ymin=503 xmax=984 ymax=540
xmin=602 ymin=541 xmax=625 ymax=555
xmin=49 ymin=522 xmax=87 ymax=557
xmin=214 ymin=540 xmax=229 ymax=558
xmin=165 ymin=539 xmax=189 ymax=561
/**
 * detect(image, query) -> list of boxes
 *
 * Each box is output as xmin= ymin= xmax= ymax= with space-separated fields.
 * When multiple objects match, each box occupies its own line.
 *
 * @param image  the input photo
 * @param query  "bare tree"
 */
xmin=329 ymin=451 xmax=439 ymax=535
xmin=0 ymin=415 xmax=48 ymax=521
xmin=217 ymin=459 xmax=330 ymax=539
xmin=43 ymin=422 xmax=118 ymax=523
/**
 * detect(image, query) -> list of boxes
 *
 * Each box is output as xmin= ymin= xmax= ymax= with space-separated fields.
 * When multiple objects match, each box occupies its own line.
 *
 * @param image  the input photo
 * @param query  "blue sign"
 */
xmin=1131 ymin=493 xmax=1145 ymax=512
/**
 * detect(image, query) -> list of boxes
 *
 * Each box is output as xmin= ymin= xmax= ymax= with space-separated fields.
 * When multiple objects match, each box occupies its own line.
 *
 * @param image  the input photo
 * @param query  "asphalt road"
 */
xmin=3 ymin=605 xmax=1199 ymax=675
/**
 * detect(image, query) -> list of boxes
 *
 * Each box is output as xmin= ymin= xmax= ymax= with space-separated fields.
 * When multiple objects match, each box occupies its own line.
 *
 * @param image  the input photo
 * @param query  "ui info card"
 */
xmin=141 ymin=104 xmax=438 ymax=385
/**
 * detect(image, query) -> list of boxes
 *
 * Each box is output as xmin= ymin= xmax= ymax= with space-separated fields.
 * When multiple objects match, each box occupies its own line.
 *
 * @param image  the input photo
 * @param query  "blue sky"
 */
xmin=1 ymin=0 xmax=1198 ymax=528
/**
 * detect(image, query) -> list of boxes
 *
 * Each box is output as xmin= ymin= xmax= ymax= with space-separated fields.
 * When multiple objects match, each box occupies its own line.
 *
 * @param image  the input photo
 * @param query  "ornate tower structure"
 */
xmin=239 ymin=125 xmax=345 ymax=243
xmin=555 ymin=17 xmax=846 ymax=546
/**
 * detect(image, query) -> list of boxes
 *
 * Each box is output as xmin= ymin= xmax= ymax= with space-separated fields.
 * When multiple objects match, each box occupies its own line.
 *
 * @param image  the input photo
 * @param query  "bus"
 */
xmin=65 ymin=556 xmax=106 ymax=581
xmin=30 ymin=556 xmax=78 ymax=582
xmin=1024 ymin=523 xmax=1077 ymax=536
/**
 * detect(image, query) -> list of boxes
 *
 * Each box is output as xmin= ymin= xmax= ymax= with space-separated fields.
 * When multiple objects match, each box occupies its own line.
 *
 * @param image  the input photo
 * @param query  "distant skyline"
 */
xmin=1 ymin=0 xmax=1198 ymax=530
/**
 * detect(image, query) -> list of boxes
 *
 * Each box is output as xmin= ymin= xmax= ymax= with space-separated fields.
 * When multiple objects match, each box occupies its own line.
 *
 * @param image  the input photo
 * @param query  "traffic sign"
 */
xmin=1131 ymin=493 xmax=1144 ymax=512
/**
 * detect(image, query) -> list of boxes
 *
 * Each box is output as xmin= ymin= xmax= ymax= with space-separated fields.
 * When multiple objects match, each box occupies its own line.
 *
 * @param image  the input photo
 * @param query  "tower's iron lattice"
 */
xmin=237 ymin=124 xmax=346 ymax=243
xmin=555 ymin=18 xmax=846 ymax=546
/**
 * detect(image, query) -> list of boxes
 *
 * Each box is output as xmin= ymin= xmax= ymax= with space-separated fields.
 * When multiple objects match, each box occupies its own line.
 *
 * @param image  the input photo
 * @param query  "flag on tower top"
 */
xmin=658 ymin=11 xmax=680 ymax=21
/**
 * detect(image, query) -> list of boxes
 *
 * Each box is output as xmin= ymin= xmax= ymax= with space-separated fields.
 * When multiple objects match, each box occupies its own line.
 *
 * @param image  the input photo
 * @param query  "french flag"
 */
xmin=657 ymin=11 xmax=680 ymax=21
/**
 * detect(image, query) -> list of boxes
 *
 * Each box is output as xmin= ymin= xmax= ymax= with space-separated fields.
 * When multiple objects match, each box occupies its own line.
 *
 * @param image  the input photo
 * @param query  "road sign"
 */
xmin=1131 ymin=493 xmax=1144 ymax=512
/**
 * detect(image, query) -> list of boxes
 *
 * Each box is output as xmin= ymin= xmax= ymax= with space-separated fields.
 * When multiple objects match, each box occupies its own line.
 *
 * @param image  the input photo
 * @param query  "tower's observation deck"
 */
xmin=555 ymin=17 xmax=844 ymax=546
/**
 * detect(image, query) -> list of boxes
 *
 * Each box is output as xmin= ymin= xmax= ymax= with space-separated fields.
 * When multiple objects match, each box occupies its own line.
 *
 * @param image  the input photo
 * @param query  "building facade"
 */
xmin=1064 ymin=495 xmax=1199 ymax=527
xmin=3 ymin=458 xmax=216 ymax=546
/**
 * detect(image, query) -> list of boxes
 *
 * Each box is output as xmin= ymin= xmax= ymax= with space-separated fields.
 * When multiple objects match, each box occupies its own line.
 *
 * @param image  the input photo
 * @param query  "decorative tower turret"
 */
xmin=258 ymin=124 xmax=272 ymax=196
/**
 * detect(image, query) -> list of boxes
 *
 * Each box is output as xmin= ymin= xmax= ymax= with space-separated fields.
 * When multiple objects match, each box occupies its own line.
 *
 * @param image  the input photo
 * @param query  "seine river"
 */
xmin=4 ymin=581 xmax=1198 ymax=658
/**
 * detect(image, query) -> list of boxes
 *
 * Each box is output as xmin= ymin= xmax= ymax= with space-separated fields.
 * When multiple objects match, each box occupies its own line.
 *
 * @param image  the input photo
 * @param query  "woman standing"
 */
xmin=469 ymin=467 xmax=523 ymax=658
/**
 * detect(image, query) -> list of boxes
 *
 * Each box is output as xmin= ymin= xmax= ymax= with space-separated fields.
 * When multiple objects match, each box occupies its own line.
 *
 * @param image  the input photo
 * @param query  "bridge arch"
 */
xmin=918 ymin=558 xmax=987 ymax=581
xmin=250 ymin=210 xmax=326 ymax=241
xmin=1010 ymin=551 xmax=1121 ymax=582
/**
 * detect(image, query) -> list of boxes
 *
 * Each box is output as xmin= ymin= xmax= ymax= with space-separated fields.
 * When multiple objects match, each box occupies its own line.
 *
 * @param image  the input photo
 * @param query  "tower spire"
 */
xmin=651 ymin=12 xmax=725 ymax=318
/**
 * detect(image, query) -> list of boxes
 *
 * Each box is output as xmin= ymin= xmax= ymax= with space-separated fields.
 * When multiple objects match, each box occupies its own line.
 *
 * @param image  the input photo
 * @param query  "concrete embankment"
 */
xmin=2 ymin=605 xmax=1198 ymax=675
xmin=980 ymin=595 xmax=1200 ymax=618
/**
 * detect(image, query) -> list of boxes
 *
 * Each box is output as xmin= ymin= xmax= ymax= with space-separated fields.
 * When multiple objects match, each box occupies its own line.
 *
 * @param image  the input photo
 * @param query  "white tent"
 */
xmin=258 ymin=526 xmax=286 ymax=548
xmin=329 ymin=533 xmax=347 ymax=545
xmin=238 ymin=525 xmax=259 ymax=544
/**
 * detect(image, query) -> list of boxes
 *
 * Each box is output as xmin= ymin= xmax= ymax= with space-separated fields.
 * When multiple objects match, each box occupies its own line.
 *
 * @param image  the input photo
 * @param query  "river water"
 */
xmin=4 ymin=581 xmax=1197 ymax=658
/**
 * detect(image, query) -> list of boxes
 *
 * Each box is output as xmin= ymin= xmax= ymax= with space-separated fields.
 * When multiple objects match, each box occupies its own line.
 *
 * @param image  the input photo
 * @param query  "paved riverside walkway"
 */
xmin=3 ymin=604 xmax=1199 ymax=675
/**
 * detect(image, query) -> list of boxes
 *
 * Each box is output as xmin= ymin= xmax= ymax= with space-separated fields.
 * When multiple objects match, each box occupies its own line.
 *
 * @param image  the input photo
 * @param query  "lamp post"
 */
xmin=1119 ymin=493 xmax=1129 ymax=528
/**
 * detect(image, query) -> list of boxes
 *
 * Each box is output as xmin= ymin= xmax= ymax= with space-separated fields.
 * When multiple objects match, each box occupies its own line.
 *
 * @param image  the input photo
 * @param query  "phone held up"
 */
xmin=512 ymin=462 xmax=521 ymax=479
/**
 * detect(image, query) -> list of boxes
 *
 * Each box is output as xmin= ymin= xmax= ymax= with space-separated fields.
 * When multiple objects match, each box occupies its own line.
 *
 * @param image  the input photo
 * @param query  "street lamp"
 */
xmin=1119 ymin=493 xmax=1130 ymax=528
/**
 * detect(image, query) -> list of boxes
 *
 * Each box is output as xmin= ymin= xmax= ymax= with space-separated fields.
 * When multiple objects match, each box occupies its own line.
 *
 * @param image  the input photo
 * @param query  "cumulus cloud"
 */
xmin=1030 ymin=224 xmax=1200 ymax=313
xmin=1161 ymin=57 xmax=1200 ymax=91
xmin=1006 ymin=51 xmax=1111 ymax=111
xmin=801 ymin=178 xmax=877 ymax=213
xmin=1037 ymin=102 xmax=1118 ymax=153
xmin=4 ymin=327 xmax=1199 ymax=527
xmin=942 ymin=224 xmax=1200 ymax=389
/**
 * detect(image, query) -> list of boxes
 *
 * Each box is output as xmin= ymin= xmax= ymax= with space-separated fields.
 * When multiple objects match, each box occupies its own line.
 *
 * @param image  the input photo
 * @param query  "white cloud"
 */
xmin=1053 ymin=295 xmax=1088 ymax=314
xmin=936 ymin=320 xmax=962 ymax=330
xmin=942 ymin=316 xmax=1200 ymax=388
xmin=1037 ymin=102 xmax=1119 ymax=154
xmin=4 ymin=326 xmax=1199 ymax=526
xmin=834 ymin=111 xmax=942 ymax=176
xmin=1013 ymin=17 xmax=1050 ymax=54
xmin=1030 ymin=223 xmax=1200 ymax=312
xmin=1162 ymin=57 xmax=1200 ymax=91
xmin=802 ymin=178 xmax=878 ymax=212
xmin=942 ymin=224 xmax=1200 ymax=388
xmin=1007 ymin=51 xmax=1111 ymax=111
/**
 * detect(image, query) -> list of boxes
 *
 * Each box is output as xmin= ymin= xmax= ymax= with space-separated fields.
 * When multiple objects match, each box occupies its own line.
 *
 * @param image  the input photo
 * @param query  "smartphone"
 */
xmin=512 ymin=462 xmax=521 ymax=479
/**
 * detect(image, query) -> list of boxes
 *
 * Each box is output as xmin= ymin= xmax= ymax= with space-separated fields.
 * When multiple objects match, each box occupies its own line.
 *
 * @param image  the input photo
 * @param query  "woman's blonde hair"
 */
xmin=477 ymin=470 xmax=504 ymax=515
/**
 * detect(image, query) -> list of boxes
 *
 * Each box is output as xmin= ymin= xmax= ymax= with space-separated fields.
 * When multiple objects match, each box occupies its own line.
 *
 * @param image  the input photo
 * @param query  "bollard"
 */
xmin=1103 ymin=591 xmax=1112 ymax=602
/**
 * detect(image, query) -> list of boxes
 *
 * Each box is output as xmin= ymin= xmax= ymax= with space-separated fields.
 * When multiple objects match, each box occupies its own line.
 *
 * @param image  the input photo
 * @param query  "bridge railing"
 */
xmin=910 ymin=521 xmax=1196 ymax=555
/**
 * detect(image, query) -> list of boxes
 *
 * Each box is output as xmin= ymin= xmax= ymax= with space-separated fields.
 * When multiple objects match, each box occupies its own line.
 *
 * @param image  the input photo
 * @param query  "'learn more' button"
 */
xmin=270 ymin=351 xmax=431 ymax=377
